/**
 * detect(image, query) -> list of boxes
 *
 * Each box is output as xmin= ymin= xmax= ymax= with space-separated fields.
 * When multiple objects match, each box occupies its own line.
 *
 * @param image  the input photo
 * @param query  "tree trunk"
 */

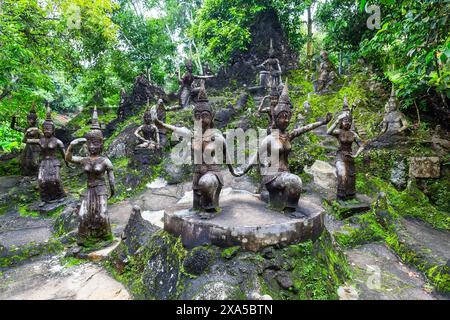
xmin=306 ymin=5 xmax=313 ymax=69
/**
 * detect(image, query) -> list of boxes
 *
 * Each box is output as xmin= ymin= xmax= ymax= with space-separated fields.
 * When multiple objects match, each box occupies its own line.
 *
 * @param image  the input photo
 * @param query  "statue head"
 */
xmin=273 ymin=79 xmax=292 ymax=131
xmin=85 ymin=106 xmax=104 ymax=156
xmin=320 ymin=50 xmax=329 ymax=61
xmin=42 ymin=104 xmax=54 ymax=138
xmin=193 ymin=81 xmax=213 ymax=131
xmin=143 ymin=98 xmax=153 ymax=125
xmin=386 ymin=85 xmax=398 ymax=112
xmin=342 ymin=96 xmax=350 ymax=111
xmin=185 ymin=59 xmax=193 ymax=72
xmin=339 ymin=115 xmax=352 ymax=131
xmin=27 ymin=102 xmax=38 ymax=127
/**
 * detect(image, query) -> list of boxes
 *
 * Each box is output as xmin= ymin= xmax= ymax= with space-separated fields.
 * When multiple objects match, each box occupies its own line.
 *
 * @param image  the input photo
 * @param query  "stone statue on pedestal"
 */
xmin=380 ymin=85 xmax=408 ymax=136
xmin=155 ymin=81 xmax=239 ymax=219
xmin=134 ymin=100 xmax=160 ymax=150
xmin=314 ymin=51 xmax=337 ymax=94
xmin=65 ymin=107 xmax=115 ymax=244
xmin=11 ymin=102 xmax=42 ymax=176
xmin=25 ymin=105 xmax=67 ymax=202
xmin=258 ymin=39 xmax=282 ymax=88
xmin=238 ymin=80 xmax=332 ymax=212
xmin=327 ymin=99 xmax=365 ymax=201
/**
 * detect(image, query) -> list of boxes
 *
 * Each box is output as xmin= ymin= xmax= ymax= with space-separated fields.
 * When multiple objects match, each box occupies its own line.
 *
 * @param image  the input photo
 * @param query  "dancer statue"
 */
xmin=327 ymin=98 xmax=365 ymax=201
xmin=258 ymin=79 xmax=283 ymax=130
xmin=66 ymin=107 xmax=115 ymax=244
xmin=11 ymin=103 xmax=42 ymax=176
xmin=238 ymin=80 xmax=332 ymax=212
xmin=155 ymin=81 xmax=239 ymax=219
xmin=178 ymin=59 xmax=214 ymax=109
xmin=25 ymin=106 xmax=66 ymax=202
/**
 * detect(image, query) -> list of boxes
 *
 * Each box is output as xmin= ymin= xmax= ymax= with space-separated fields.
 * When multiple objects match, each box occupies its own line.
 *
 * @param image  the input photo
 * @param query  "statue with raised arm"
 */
xmin=155 ymin=81 xmax=239 ymax=219
xmin=327 ymin=98 xmax=365 ymax=201
xmin=65 ymin=107 xmax=115 ymax=244
xmin=24 ymin=105 xmax=67 ymax=202
xmin=380 ymin=85 xmax=408 ymax=136
xmin=11 ymin=102 xmax=42 ymax=176
xmin=258 ymin=79 xmax=283 ymax=130
xmin=314 ymin=51 xmax=337 ymax=94
xmin=238 ymin=80 xmax=332 ymax=212
xmin=134 ymin=100 xmax=160 ymax=150
xmin=178 ymin=59 xmax=214 ymax=109
xmin=258 ymin=39 xmax=282 ymax=88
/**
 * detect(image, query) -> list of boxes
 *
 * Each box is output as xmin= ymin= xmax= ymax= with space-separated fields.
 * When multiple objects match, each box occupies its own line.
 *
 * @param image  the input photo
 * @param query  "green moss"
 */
xmin=18 ymin=204 xmax=40 ymax=218
xmin=60 ymin=256 xmax=87 ymax=268
xmin=221 ymin=246 xmax=240 ymax=260
xmin=0 ymin=157 xmax=20 ymax=176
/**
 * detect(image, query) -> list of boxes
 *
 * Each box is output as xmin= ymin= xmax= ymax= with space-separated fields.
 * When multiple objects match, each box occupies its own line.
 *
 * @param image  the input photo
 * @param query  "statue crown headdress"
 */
xmin=274 ymin=78 xmax=292 ymax=117
xmin=90 ymin=106 xmax=101 ymax=130
xmin=194 ymin=80 xmax=212 ymax=114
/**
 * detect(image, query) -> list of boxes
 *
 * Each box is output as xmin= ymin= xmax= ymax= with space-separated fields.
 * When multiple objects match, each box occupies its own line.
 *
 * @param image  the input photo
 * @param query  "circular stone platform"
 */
xmin=164 ymin=189 xmax=325 ymax=251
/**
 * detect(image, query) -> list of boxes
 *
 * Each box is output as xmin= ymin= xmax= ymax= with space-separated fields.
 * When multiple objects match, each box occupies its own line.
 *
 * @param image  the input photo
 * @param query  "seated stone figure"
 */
xmin=258 ymin=39 xmax=282 ymax=88
xmin=154 ymin=81 xmax=239 ymax=219
xmin=134 ymin=101 xmax=160 ymax=150
xmin=238 ymin=80 xmax=332 ymax=212
xmin=314 ymin=51 xmax=337 ymax=94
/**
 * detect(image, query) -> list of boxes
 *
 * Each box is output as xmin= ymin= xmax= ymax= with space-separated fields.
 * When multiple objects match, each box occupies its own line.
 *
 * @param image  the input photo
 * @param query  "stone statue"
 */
xmin=11 ymin=102 xmax=42 ymax=176
xmin=65 ymin=107 xmax=115 ymax=244
xmin=117 ymin=88 xmax=127 ymax=119
xmin=25 ymin=105 xmax=67 ymax=202
xmin=239 ymin=80 xmax=332 ymax=212
xmin=155 ymin=81 xmax=239 ymax=219
xmin=314 ymin=51 xmax=337 ymax=94
xmin=380 ymin=85 xmax=408 ymax=136
xmin=178 ymin=59 xmax=214 ymax=109
xmin=134 ymin=100 xmax=160 ymax=150
xmin=258 ymin=39 xmax=282 ymax=88
xmin=258 ymin=79 xmax=283 ymax=130
xmin=327 ymin=98 xmax=365 ymax=201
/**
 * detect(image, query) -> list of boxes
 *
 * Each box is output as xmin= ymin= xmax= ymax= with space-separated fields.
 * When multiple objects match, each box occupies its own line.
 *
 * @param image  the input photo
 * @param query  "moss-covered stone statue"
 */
xmin=65 ymin=107 xmax=115 ymax=245
xmin=155 ymin=81 xmax=239 ymax=219
xmin=238 ymin=80 xmax=332 ymax=212
xmin=258 ymin=79 xmax=284 ymax=130
xmin=178 ymin=59 xmax=214 ymax=109
xmin=314 ymin=50 xmax=337 ymax=94
xmin=11 ymin=102 xmax=42 ymax=176
xmin=134 ymin=100 xmax=160 ymax=150
xmin=24 ymin=106 xmax=67 ymax=202
xmin=327 ymin=98 xmax=365 ymax=201
xmin=258 ymin=38 xmax=282 ymax=88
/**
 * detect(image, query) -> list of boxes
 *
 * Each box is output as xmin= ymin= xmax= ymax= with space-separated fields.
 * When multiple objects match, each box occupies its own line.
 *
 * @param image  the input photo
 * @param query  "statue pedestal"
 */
xmin=329 ymin=194 xmax=372 ymax=218
xmin=164 ymin=189 xmax=325 ymax=252
xmin=129 ymin=148 xmax=162 ymax=169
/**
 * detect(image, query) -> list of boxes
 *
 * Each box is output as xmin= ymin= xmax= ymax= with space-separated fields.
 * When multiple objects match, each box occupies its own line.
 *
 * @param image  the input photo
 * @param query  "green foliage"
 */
xmin=221 ymin=246 xmax=240 ymax=259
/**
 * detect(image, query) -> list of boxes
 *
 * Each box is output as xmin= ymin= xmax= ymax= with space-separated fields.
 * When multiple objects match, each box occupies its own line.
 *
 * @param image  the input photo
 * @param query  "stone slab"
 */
xmin=164 ymin=190 xmax=325 ymax=252
xmin=409 ymin=157 xmax=440 ymax=178
xmin=328 ymin=194 xmax=372 ymax=218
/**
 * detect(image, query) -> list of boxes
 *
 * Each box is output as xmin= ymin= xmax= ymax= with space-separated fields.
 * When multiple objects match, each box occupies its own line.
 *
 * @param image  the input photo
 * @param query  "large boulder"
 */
xmin=304 ymin=160 xmax=337 ymax=191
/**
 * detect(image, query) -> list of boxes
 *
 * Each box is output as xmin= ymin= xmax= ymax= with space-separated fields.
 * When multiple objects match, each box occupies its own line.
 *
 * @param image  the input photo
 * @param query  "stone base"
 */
xmin=329 ymin=194 xmax=372 ymax=218
xmin=129 ymin=148 xmax=162 ymax=169
xmin=28 ymin=197 xmax=74 ymax=216
xmin=164 ymin=190 xmax=325 ymax=252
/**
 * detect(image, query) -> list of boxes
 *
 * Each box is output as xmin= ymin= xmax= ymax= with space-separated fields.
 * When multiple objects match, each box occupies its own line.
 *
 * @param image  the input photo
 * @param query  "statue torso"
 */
xmin=82 ymin=157 xmax=108 ymax=186
xmin=142 ymin=124 xmax=156 ymax=140
xmin=39 ymin=137 xmax=60 ymax=159
xmin=384 ymin=111 xmax=404 ymax=132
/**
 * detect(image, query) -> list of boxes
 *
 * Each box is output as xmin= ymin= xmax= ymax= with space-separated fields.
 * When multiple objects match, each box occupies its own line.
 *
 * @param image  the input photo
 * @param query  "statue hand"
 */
xmin=71 ymin=138 xmax=87 ymax=146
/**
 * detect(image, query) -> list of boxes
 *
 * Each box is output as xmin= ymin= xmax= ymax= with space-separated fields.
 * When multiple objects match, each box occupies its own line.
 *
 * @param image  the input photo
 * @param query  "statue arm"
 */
xmin=194 ymin=74 xmax=214 ymax=79
xmin=327 ymin=117 xmax=341 ymax=136
xmin=399 ymin=114 xmax=408 ymax=132
xmin=291 ymin=113 xmax=332 ymax=140
xmin=24 ymin=138 xmax=40 ymax=145
xmin=57 ymin=139 xmax=70 ymax=167
xmin=352 ymin=132 xmax=365 ymax=158
xmin=153 ymin=125 xmax=160 ymax=147
xmin=257 ymin=96 xmax=270 ymax=113
xmin=134 ymin=125 xmax=147 ymax=142
xmin=276 ymin=59 xmax=281 ymax=72
xmin=65 ymin=138 xmax=86 ymax=164
xmin=10 ymin=117 xmax=25 ymax=133
xmin=155 ymin=119 xmax=190 ymax=137
xmin=258 ymin=59 xmax=269 ymax=68
xmin=379 ymin=118 xmax=388 ymax=135
xmin=105 ymin=158 xmax=115 ymax=198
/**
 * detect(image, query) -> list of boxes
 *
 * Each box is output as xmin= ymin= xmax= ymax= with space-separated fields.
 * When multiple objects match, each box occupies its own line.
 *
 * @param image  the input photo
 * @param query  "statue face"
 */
xmin=387 ymin=99 xmax=397 ymax=112
xmin=27 ymin=116 xmax=37 ymax=127
xmin=144 ymin=113 xmax=152 ymax=124
xmin=321 ymin=51 xmax=328 ymax=60
xmin=87 ymin=138 xmax=103 ymax=156
xmin=276 ymin=111 xmax=290 ymax=131
xmin=340 ymin=118 xmax=352 ymax=130
xmin=43 ymin=123 xmax=54 ymax=138
xmin=194 ymin=111 xmax=212 ymax=131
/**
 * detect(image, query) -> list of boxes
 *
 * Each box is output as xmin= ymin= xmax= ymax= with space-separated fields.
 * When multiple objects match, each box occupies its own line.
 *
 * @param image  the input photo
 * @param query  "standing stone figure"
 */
xmin=239 ymin=80 xmax=332 ymax=212
xmin=327 ymin=100 xmax=365 ymax=201
xmin=258 ymin=79 xmax=283 ymax=130
xmin=178 ymin=59 xmax=214 ymax=109
xmin=314 ymin=51 xmax=337 ymax=93
xmin=155 ymin=81 xmax=239 ymax=219
xmin=65 ymin=107 xmax=115 ymax=244
xmin=11 ymin=103 xmax=42 ymax=176
xmin=379 ymin=85 xmax=408 ymax=137
xmin=134 ymin=101 xmax=160 ymax=150
xmin=258 ymin=39 xmax=282 ymax=88
xmin=25 ymin=106 xmax=66 ymax=202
